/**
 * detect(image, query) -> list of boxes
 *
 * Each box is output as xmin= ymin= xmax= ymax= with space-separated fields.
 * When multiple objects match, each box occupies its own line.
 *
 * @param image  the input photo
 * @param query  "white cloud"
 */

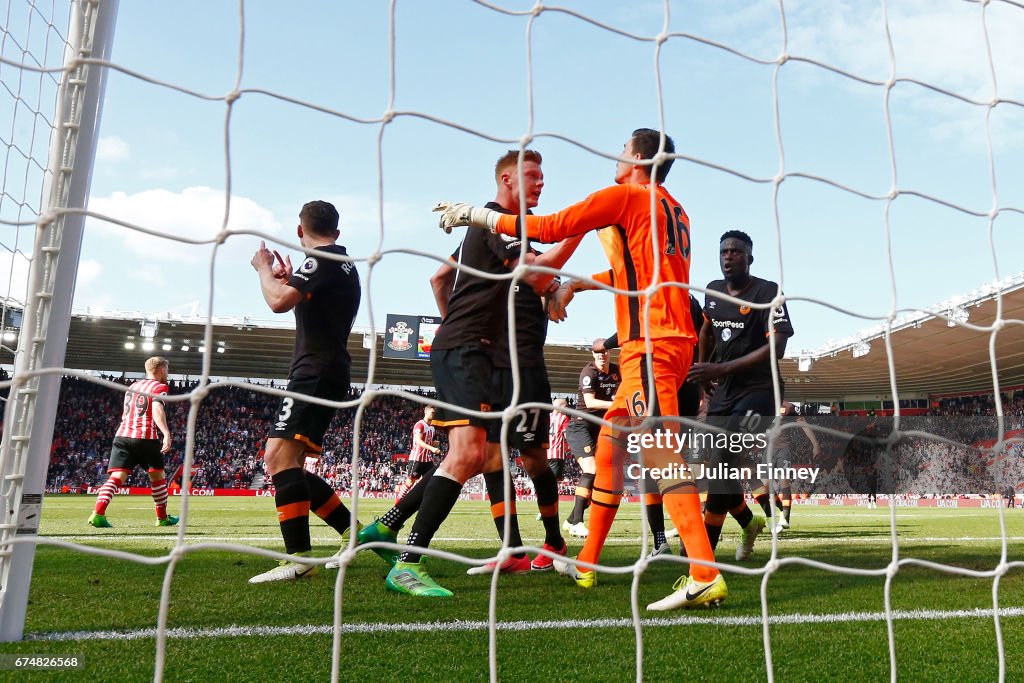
xmin=86 ymin=186 xmax=282 ymax=263
xmin=780 ymin=0 xmax=1019 ymax=98
xmin=700 ymin=1 xmax=1024 ymax=148
xmin=0 ymin=255 xmax=104 ymax=312
xmin=128 ymin=267 xmax=165 ymax=285
xmin=96 ymin=136 xmax=130 ymax=163
xmin=76 ymin=259 xmax=102 ymax=286
xmin=140 ymin=166 xmax=180 ymax=181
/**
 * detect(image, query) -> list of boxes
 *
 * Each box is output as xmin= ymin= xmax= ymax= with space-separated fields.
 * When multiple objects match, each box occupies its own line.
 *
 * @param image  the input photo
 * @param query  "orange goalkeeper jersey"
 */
xmin=494 ymin=182 xmax=694 ymax=343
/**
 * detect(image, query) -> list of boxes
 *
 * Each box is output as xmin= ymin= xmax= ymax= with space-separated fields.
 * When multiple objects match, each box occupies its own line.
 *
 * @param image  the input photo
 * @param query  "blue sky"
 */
xmin=4 ymin=0 xmax=1024 ymax=356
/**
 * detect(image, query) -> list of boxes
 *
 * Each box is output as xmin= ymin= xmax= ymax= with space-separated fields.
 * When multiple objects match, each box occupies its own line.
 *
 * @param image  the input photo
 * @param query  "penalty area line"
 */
xmin=26 ymin=606 xmax=1024 ymax=642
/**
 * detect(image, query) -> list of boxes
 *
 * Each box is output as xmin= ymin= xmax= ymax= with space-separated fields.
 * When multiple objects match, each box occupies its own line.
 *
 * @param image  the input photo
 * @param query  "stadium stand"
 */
xmin=21 ymin=376 xmax=582 ymax=496
xmin=7 ymin=376 xmax=1021 ymax=498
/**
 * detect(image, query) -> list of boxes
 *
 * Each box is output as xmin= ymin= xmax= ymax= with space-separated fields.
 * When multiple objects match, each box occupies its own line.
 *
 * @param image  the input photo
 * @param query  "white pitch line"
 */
xmin=26 ymin=606 xmax=1024 ymax=642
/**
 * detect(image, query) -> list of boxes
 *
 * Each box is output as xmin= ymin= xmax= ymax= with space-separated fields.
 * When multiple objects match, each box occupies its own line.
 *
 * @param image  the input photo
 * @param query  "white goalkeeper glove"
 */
xmin=433 ymin=201 xmax=500 ymax=234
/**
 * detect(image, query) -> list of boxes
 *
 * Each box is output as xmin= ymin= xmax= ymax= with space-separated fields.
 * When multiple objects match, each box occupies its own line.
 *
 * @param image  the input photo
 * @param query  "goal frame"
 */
xmin=0 ymin=0 xmax=119 ymax=641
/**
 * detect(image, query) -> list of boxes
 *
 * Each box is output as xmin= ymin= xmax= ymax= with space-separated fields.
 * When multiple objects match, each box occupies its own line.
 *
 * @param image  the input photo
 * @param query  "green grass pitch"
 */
xmin=1 ymin=496 xmax=1022 ymax=682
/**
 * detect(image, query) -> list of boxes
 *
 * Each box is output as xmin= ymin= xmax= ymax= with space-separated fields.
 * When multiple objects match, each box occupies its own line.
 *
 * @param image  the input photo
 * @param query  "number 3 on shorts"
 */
xmin=278 ymin=397 xmax=294 ymax=422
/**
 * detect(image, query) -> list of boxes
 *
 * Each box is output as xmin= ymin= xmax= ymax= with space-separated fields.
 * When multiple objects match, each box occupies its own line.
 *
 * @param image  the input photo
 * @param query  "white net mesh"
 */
xmin=0 ymin=0 xmax=66 ymax=353
xmin=1 ymin=1 xmax=1023 ymax=681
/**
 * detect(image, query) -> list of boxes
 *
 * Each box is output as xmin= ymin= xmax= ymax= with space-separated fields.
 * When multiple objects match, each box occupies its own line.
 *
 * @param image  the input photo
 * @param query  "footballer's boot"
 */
xmin=357 ymin=519 xmax=399 ymax=567
xmin=325 ymin=521 xmax=363 ymax=570
xmin=466 ymin=553 xmax=532 ymax=575
xmin=88 ymin=512 xmax=112 ymax=528
xmin=552 ymin=555 xmax=597 ymax=588
xmin=531 ymin=541 xmax=569 ymax=571
xmin=567 ymin=521 xmax=589 ymax=539
xmin=248 ymin=553 xmax=318 ymax=585
xmin=736 ymin=514 xmax=765 ymax=561
xmin=647 ymin=543 xmax=673 ymax=559
xmin=386 ymin=559 xmax=453 ymax=598
xmin=156 ymin=515 xmax=179 ymax=527
xmin=647 ymin=573 xmax=728 ymax=611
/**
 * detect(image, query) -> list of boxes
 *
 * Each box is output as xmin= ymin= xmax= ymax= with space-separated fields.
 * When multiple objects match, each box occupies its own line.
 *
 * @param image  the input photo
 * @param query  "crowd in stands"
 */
xmin=773 ymin=406 xmax=1024 ymax=497
xmin=35 ymin=376 xmax=452 ymax=493
xmin=1 ymin=371 xmax=1021 ymax=498
xmin=25 ymin=376 xmax=580 ymax=497
xmin=931 ymin=389 xmax=1024 ymax=419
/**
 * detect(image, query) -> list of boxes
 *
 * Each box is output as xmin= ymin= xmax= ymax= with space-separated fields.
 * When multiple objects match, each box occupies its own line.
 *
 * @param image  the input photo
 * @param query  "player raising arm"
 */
xmin=436 ymin=128 xmax=724 ymax=610
xmin=247 ymin=200 xmax=362 ymax=584
xmin=368 ymin=149 xmax=581 ymax=597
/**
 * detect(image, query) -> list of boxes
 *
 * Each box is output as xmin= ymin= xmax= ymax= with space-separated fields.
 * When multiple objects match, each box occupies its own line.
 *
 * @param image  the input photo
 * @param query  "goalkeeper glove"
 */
xmin=433 ymin=201 xmax=500 ymax=234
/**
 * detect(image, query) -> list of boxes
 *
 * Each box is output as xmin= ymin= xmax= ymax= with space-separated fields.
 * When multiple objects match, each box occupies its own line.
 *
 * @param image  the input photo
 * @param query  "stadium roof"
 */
xmin=0 ymin=310 xmax=601 ymax=395
xmin=2 ymin=274 xmax=1022 ymax=400
xmin=778 ymin=273 xmax=1024 ymax=400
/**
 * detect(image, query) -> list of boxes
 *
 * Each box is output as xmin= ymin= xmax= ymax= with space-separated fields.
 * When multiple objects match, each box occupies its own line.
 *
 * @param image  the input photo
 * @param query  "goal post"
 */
xmin=0 ymin=0 xmax=119 ymax=641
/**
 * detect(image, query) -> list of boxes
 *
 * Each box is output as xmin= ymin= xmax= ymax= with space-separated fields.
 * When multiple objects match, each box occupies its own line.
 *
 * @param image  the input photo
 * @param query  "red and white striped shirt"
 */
xmin=408 ymin=419 xmax=437 ymax=463
xmin=115 ymin=379 xmax=169 ymax=440
xmin=548 ymin=411 xmax=570 ymax=461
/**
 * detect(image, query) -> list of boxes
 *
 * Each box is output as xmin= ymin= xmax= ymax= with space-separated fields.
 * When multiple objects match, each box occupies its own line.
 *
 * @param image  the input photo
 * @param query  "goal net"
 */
xmin=1 ymin=1 xmax=1022 ymax=681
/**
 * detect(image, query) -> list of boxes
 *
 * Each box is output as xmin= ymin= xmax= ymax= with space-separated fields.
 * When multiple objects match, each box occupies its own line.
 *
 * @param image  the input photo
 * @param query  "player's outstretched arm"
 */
xmin=433 ymin=202 xmax=500 ymax=233
xmin=435 ymin=185 xmax=629 ymax=243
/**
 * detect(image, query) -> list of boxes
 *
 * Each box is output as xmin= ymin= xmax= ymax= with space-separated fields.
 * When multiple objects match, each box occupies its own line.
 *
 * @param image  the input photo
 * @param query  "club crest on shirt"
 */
xmin=299 ymin=257 xmax=319 ymax=274
xmin=386 ymin=321 xmax=413 ymax=351
xmin=739 ymin=305 xmax=751 ymax=315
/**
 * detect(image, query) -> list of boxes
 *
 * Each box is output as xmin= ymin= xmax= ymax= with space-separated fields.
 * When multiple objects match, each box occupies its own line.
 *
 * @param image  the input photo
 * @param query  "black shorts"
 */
xmin=430 ymin=345 xmax=494 ymax=429
xmin=565 ymin=418 xmax=600 ymax=460
xmin=704 ymin=390 xmax=777 ymax=505
xmin=108 ymin=437 xmax=165 ymax=472
xmin=548 ymin=459 xmax=566 ymax=480
xmin=406 ymin=461 xmax=434 ymax=478
xmin=487 ymin=365 xmax=551 ymax=450
xmin=708 ymin=390 xmax=777 ymax=427
xmin=270 ymin=375 xmax=349 ymax=455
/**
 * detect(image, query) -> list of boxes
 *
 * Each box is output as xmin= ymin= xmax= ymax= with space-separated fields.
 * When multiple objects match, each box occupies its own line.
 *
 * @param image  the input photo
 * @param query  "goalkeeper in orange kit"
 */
xmin=435 ymin=128 xmax=724 ymax=610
